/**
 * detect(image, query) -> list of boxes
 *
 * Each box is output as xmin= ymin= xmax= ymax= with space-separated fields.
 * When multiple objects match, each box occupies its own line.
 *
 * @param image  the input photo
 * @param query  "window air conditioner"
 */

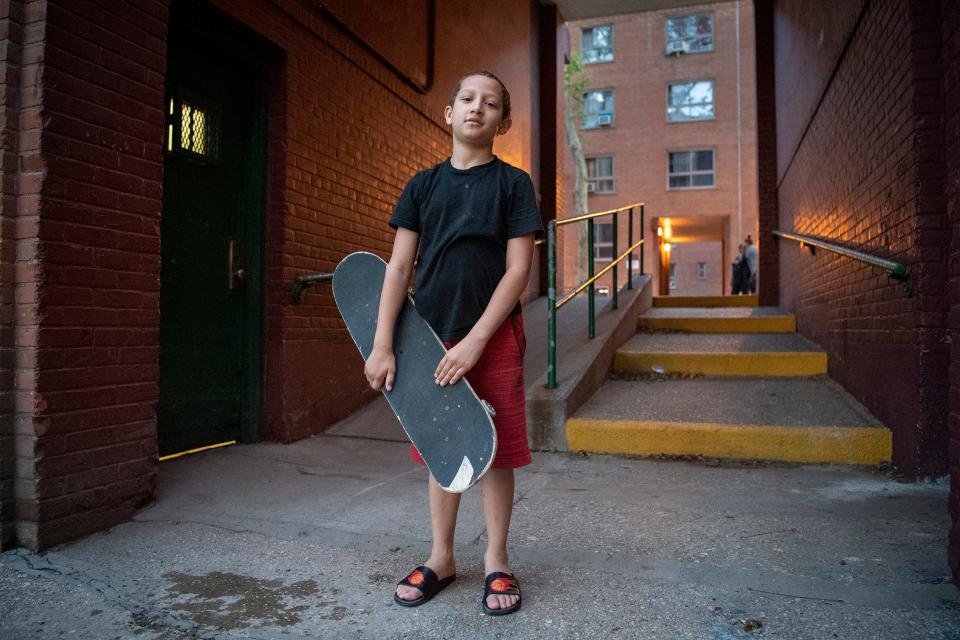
xmin=597 ymin=113 xmax=613 ymax=126
xmin=666 ymin=40 xmax=686 ymax=55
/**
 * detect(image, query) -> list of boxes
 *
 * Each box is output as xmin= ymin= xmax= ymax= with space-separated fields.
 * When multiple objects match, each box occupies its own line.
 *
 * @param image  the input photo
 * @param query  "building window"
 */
xmin=587 ymin=156 xmax=615 ymax=193
xmin=697 ymin=262 xmax=708 ymax=279
xmin=582 ymin=24 xmax=614 ymax=63
xmin=669 ymin=149 xmax=715 ymax=189
xmin=582 ymin=89 xmax=615 ymax=128
xmin=669 ymin=263 xmax=677 ymax=289
xmin=166 ymin=91 xmax=222 ymax=164
xmin=666 ymin=14 xmax=714 ymax=54
xmin=667 ymin=80 xmax=714 ymax=121
xmin=594 ymin=222 xmax=614 ymax=260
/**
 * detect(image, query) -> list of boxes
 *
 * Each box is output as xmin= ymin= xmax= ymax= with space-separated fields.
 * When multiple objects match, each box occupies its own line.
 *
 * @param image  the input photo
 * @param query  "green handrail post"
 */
xmin=546 ymin=220 xmax=557 ymax=389
xmin=545 ymin=202 xmax=643 ymax=387
xmin=588 ymin=217 xmax=595 ymax=339
xmin=640 ymin=204 xmax=645 ymax=275
xmin=612 ymin=211 xmax=619 ymax=310
xmin=627 ymin=207 xmax=634 ymax=290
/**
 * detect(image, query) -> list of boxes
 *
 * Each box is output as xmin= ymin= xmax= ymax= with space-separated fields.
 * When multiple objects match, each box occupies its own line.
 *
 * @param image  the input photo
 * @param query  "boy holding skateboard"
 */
xmin=364 ymin=71 xmax=542 ymax=615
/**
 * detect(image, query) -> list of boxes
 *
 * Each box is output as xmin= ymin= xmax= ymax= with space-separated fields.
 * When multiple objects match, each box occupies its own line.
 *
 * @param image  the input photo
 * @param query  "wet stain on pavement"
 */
xmin=321 ymin=605 xmax=348 ymax=620
xmin=163 ymin=571 xmax=319 ymax=629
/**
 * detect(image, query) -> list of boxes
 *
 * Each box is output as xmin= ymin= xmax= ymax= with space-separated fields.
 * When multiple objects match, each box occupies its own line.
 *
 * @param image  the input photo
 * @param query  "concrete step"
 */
xmin=653 ymin=294 xmax=758 ymax=308
xmin=637 ymin=307 xmax=796 ymax=334
xmin=615 ymin=333 xmax=827 ymax=377
xmin=567 ymin=378 xmax=891 ymax=465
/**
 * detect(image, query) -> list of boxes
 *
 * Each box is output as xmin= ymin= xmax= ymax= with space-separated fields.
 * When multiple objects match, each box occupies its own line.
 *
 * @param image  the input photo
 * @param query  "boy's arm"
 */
xmin=366 ymin=227 xmax=419 ymax=391
xmin=434 ymin=233 xmax=535 ymax=386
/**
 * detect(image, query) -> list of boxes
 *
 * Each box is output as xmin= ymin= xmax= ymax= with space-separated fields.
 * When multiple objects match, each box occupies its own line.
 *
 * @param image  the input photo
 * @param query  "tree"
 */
xmin=563 ymin=52 xmax=591 ymax=285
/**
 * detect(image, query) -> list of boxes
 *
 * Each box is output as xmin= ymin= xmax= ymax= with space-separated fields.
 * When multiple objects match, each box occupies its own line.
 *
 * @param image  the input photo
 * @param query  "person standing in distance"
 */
xmin=745 ymin=235 xmax=758 ymax=294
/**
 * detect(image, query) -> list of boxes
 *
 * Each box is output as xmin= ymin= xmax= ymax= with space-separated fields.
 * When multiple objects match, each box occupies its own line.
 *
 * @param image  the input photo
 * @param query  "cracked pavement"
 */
xmin=1 ymin=413 xmax=959 ymax=639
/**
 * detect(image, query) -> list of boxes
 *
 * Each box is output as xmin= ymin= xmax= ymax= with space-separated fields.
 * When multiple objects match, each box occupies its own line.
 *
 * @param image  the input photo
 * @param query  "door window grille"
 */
xmin=166 ymin=89 xmax=222 ymax=164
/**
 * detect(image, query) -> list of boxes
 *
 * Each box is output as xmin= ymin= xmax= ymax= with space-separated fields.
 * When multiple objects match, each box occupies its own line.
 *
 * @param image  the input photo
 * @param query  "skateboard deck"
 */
xmin=332 ymin=251 xmax=497 ymax=493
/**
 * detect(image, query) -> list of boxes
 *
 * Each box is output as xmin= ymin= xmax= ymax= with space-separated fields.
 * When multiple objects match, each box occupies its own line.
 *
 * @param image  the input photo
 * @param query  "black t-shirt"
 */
xmin=389 ymin=156 xmax=544 ymax=340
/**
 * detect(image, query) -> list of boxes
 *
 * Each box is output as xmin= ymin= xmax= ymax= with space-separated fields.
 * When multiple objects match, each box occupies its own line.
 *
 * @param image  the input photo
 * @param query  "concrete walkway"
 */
xmin=1 ymin=425 xmax=958 ymax=639
xmin=1 ymin=296 xmax=957 ymax=638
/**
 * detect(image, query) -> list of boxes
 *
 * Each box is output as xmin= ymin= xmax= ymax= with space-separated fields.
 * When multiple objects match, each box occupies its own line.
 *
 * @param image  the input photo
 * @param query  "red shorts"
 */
xmin=410 ymin=313 xmax=532 ymax=469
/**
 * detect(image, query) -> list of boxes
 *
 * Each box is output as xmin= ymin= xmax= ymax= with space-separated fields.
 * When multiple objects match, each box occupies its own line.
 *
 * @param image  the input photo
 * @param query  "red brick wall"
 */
xmin=910 ymin=0 xmax=950 ymax=480
xmin=0 ymin=0 xmax=38 ymax=551
xmin=1 ymin=0 xmax=51 ymax=550
xmin=13 ymin=0 xmax=168 ymax=549
xmin=670 ymin=242 xmax=723 ymax=296
xmin=772 ymin=0 xmax=865 ymax=178
xmin=210 ymin=0 xmax=541 ymax=442
xmin=754 ymin=0 xmax=778 ymax=306
xmin=775 ymin=0 xmax=948 ymax=478
xmin=2 ymin=0 xmax=545 ymax=550
xmin=0 ymin=0 xmax=17 ymax=552
xmin=942 ymin=0 xmax=960 ymax=582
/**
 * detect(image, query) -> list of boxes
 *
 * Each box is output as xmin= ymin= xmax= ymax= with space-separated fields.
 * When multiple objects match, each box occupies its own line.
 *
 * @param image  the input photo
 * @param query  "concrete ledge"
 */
xmin=614 ymin=351 xmax=828 ymax=376
xmin=653 ymin=294 xmax=758 ymax=307
xmin=567 ymin=419 xmax=893 ymax=465
xmin=523 ymin=276 xmax=653 ymax=451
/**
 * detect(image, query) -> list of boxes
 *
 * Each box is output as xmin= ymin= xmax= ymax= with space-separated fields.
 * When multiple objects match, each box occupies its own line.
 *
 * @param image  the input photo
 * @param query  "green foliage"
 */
xmin=564 ymin=52 xmax=588 ymax=109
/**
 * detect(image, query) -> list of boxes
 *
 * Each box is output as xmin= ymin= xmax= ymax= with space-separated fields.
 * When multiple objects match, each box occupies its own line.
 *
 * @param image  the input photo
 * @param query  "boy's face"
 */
xmin=444 ymin=75 xmax=511 ymax=145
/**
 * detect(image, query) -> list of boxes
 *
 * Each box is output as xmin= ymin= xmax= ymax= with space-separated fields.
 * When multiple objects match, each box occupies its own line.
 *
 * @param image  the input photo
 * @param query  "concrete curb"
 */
xmin=653 ymin=294 xmax=759 ymax=307
xmin=637 ymin=314 xmax=796 ymax=333
xmin=567 ymin=418 xmax=893 ymax=464
xmin=614 ymin=350 xmax=828 ymax=376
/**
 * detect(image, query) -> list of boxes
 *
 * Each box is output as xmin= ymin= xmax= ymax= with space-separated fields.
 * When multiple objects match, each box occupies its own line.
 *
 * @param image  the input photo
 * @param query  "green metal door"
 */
xmin=159 ymin=2 xmax=267 ymax=457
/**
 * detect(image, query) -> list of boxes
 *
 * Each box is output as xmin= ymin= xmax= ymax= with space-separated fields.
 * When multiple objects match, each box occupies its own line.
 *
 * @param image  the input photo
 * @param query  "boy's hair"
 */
xmin=448 ymin=71 xmax=511 ymax=122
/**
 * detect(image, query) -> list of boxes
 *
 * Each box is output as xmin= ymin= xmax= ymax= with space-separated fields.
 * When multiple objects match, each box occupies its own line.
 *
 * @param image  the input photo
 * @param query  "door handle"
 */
xmin=228 ymin=238 xmax=245 ymax=293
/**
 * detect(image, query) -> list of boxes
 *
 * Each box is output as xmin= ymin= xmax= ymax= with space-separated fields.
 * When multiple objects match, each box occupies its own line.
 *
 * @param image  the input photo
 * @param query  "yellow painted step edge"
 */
xmin=637 ymin=316 xmax=797 ymax=333
xmin=654 ymin=295 xmax=758 ymax=308
xmin=614 ymin=351 xmax=828 ymax=376
xmin=567 ymin=419 xmax=892 ymax=465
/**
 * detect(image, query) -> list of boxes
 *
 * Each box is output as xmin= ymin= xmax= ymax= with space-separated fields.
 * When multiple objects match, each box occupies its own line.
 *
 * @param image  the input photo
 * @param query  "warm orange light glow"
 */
xmin=657 ymin=226 xmax=663 ymax=237
xmin=663 ymin=218 xmax=672 ymax=240
xmin=663 ymin=242 xmax=672 ymax=252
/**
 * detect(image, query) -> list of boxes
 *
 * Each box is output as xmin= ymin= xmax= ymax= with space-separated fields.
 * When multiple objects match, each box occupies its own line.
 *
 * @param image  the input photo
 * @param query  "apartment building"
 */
xmin=562 ymin=1 xmax=758 ymax=297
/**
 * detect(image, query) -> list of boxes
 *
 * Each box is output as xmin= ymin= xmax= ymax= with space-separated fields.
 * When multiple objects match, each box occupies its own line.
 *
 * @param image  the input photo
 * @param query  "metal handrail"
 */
xmin=557 ymin=239 xmax=645 ymax=309
xmin=555 ymin=203 xmax=642 ymax=226
xmin=773 ymin=230 xmax=912 ymax=295
xmin=292 ymin=272 xmax=333 ymax=303
xmin=546 ymin=202 xmax=645 ymax=389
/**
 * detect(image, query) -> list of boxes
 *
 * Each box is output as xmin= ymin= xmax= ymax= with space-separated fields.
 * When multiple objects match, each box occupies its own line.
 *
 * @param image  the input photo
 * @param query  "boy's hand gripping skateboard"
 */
xmin=333 ymin=252 xmax=497 ymax=493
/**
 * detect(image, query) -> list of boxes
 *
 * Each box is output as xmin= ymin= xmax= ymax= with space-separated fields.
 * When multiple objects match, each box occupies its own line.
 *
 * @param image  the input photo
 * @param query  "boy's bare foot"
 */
xmin=395 ymin=557 xmax=456 ymax=601
xmin=482 ymin=570 xmax=521 ymax=615
xmin=483 ymin=559 xmax=519 ymax=611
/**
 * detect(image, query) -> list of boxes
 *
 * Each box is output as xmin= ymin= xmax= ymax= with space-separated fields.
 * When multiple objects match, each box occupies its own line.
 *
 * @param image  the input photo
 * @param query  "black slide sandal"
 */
xmin=481 ymin=571 xmax=521 ymax=616
xmin=393 ymin=566 xmax=456 ymax=607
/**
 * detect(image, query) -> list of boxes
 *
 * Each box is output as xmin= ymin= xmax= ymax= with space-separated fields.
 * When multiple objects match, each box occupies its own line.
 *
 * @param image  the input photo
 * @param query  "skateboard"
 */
xmin=332 ymin=251 xmax=497 ymax=493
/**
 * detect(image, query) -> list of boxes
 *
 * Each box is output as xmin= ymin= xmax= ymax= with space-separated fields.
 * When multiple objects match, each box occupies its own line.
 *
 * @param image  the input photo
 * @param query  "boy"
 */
xmin=364 ymin=71 xmax=542 ymax=616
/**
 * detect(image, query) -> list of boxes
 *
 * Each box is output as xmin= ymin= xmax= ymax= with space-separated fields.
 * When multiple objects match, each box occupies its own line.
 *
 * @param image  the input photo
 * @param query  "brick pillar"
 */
xmin=17 ymin=0 xmax=167 ymax=550
xmin=911 ymin=0 xmax=950 ymax=478
xmin=941 ymin=0 xmax=960 ymax=581
xmin=535 ymin=2 xmax=559 ymax=298
xmin=0 ymin=0 xmax=22 ymax=551
xmin=754 ymin=0 xmax=779 ymax=307
xmin=0 ymin=0 xmax=43 ymax=551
